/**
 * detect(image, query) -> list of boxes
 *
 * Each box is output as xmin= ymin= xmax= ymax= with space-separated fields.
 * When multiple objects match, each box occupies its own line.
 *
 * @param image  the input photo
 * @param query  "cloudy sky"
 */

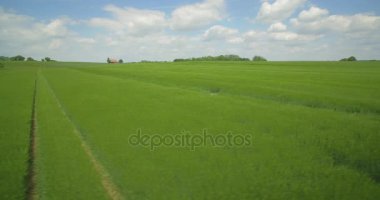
xmin=1 ymin=0 xmax=379 ymax=62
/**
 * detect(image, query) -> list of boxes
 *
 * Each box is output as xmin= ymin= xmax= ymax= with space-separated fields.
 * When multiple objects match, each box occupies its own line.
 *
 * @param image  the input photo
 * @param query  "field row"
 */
xmin=72 ymin=62 xmax=380 ymax=115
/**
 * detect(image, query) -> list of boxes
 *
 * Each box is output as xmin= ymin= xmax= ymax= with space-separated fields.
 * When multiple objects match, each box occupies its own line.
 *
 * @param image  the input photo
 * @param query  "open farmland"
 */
xmin=1 ymin=61 xmax=380 ymax=199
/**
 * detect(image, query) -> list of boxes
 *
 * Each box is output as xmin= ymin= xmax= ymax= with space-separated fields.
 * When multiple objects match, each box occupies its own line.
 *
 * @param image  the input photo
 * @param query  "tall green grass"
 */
xmin=0 ymin=62 xmax=37 ymax=199
xmin=34 ymin=72 xmax=108 ymax=199
xmin=72 ymin=61 xmax=380 ymax=114
xmin=40 ymin=61 xmax=380 ymax=199
xmin=1 ymin=61 xmax=379 ymax=199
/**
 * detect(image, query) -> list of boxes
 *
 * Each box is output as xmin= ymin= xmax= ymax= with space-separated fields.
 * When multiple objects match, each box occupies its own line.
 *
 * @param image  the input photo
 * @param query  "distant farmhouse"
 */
xmin=107 ymin=58 xmax=123 ymax=64
xmin=107 ymin=58 xmax=118 ymax=63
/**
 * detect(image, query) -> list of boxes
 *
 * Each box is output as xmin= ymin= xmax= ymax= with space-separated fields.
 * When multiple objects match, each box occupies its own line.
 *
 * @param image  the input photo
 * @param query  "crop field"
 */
xmin=1 ymin=61 xmax=380 ymax=199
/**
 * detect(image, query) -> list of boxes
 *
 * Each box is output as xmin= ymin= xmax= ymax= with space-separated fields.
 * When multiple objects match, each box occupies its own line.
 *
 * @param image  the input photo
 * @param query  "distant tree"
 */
xmin=340 ymin=56 xmax=357 ymax=61
xmin=252 ymin=56 xmax=267 ymax=61
xmin=347 ymin=56 xmax=357 ymax=61
xmin=41 ymin=58 xmax=45 ymax=62
xmin=173 ymin=59 xmax=187 ymax=62
xmin=107 ymin=58 xmax=111 ymax=63
xmin=0 ymin=56 xmax=10 ymax=61
xmin=27 ymin=57 xmax=35 ymax=61
xmin=174 ymin=55 xmax=250 ymax=62
xmin=119 ymin=59 xmax=123 ymax=63
xmin=45 ymin=57 xmax=51 ymax=62
xmin=10 ymin=55 xmax=25 ymax=61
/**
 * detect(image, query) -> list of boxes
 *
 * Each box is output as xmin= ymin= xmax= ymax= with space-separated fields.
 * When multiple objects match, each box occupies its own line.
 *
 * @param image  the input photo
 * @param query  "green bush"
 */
xmin=252 ymin=55 xmax=267 ymax=61
xmin=340 ymin=56 xmax=357 ymax=61
xmin=10 ymin=55 xmax=25 ymax=61
xmin=27 ymin=57 xmax=35 ymax=61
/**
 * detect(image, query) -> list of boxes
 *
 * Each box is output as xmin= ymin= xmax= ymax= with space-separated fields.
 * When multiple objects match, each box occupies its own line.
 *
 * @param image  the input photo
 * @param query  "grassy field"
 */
xmin=0 ymin=62 xmax=38 ymax=199
xmin=1 ymin=61 xmax=379 ymax=199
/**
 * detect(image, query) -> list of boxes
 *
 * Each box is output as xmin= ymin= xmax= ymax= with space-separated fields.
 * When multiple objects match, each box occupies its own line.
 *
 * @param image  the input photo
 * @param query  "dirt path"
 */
xmin=26 ymin=78 xmax=38 ymax=200
xmin=41 ymin=74 xmax=125 ymax=200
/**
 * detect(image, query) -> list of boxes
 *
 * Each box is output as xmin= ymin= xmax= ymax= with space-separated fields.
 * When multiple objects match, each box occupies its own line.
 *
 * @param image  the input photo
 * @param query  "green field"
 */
xmin=1 ymin=61 xmax=380 ymax=199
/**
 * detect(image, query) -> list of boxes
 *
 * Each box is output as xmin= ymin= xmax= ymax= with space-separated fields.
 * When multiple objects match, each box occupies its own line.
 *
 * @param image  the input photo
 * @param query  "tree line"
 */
xmin=0 ymin=55 xmax=55 ymax=62
xmin=174 ymin=55 xmax=267 ymax=62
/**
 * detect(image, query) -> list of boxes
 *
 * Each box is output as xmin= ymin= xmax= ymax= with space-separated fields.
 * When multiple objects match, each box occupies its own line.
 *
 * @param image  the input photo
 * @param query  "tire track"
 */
xmin=40 ymin=73 xmax=125 ymax=200
xmin=26 ymin=78 xmax=38 ymax=200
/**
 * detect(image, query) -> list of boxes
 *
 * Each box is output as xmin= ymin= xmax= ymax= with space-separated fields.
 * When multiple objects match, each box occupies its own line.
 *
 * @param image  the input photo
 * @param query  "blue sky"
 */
xmin=0 ymin=0 xmax=379 ymax=61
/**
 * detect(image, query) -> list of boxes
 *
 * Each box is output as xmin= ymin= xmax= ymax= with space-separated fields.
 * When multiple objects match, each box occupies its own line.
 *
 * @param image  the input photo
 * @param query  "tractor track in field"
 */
xmin=26 ymin=78 xmax=38 ymax=200
xmin=41 ymin=74 xmax=124 ymax=200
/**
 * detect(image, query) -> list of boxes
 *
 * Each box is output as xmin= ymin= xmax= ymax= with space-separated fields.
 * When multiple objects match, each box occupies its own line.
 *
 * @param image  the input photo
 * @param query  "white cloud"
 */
xmin=291 ymin=7 xmax=380 ymax=34
xmin=0 ymin=8 xmax=42 ymax=42
xmin=243 ymin=31 xmax=264 ymax=41
xmin=266 ymin=22 xmax=319 ymax=41
xmin=89 ymin=4 xmax=167 ymax=35
xmin=227 ymin=37 xmax=244 ymax=44
xmin=291 ymin=15 xmax=350 ymax=33
xmin=348 ymin=14 xmax=380 ymax=32
xmin=76 ymin=37 xmax=96 ymax=44
xmin=43 ymin=18 xmax=74 ymax=37
xmin=298 ymin=6 xmax=329 ymax=22
xmin=48 ymin=39 xmax=63 ymax=49
xmin=0 ymin=7 xmax=32 ymax=25
xmin=0 ymin=8 xmax=98 ymax=60
xmin=89 ymin=1 xmax=226 ymax=33
xmin=203 ymin=25 xmax=241 ymax=43
xmin=256 ymin=0 xmax=306 ymax=23
xmin=269 ymin=31 xmax=319 ymax=41
xmin=268 ymin=22 xmax=287 ymax=32
xmin=203 ymin=25 xmax=244 ymax=44
xmin=88 ymin=18 xmax=121 ymax=31
xmin=170 ymin=0 xmax=225 ymax=31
